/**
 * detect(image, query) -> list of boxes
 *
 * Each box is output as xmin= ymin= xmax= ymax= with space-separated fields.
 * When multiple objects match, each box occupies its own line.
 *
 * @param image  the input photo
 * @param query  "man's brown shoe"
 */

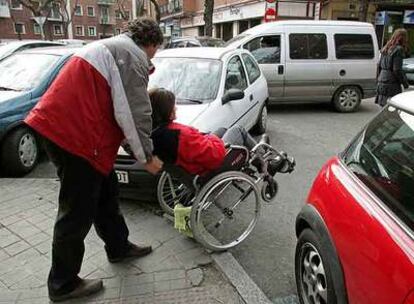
xmin=49 ymin=279 xmax=103 ymax=302
xmin=108 ymin=242 xmax=152 ymax=263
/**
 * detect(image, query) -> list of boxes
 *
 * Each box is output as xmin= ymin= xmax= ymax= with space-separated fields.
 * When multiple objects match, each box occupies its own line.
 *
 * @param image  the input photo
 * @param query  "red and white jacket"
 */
xmin=151 ymin=122 xmax=226 ymax=176
xmin=25 ymin=34 xmax=153 ymax=175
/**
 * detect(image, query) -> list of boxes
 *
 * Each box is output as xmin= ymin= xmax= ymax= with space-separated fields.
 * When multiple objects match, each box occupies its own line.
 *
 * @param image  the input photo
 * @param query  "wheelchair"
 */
xmin=156 ymin=140 xmax=295 ymax=252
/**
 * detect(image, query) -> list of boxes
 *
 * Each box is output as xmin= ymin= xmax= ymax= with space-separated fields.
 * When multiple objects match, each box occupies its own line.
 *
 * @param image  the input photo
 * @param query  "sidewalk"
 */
xmin=0 ymin=179 xmax=244 ymax=304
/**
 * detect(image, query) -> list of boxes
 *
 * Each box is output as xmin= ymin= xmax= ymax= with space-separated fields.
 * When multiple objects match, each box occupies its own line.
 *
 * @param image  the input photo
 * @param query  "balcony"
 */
xmin=0 ymin=1 xmax=11 ymax=18
xmin=100 ymin=15 xmax=116 ymax=25
xmin=97 ymin=0 xmax=116 ymax=6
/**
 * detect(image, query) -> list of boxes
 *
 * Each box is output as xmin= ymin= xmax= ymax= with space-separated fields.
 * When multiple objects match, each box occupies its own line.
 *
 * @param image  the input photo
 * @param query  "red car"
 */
xmin=295 ymin=92 xmax=414 ymax=304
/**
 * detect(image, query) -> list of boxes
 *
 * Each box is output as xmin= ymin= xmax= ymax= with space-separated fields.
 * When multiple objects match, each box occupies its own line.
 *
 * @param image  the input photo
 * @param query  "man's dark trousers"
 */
xmin=42 ymin=138 xmax=129 ymax=296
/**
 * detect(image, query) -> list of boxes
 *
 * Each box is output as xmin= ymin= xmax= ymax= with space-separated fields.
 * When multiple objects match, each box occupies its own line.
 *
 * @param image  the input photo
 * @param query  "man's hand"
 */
xmin=144 ymin=156 xmax=163 ymax=175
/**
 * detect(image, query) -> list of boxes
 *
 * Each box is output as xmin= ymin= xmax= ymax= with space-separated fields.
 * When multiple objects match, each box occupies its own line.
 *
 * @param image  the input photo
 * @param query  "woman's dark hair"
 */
xmin=126 ymin=18 xmax=164 ymax=47
xmin=149 ymin=88 xmax=176 ymax=129
xmin=382 ymin=28 xmax=409 ymax=55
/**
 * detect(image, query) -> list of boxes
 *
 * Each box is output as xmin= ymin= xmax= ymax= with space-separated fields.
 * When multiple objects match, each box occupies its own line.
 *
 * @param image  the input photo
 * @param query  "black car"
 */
xmin=164 ymin=36 xmax=224 ymax=49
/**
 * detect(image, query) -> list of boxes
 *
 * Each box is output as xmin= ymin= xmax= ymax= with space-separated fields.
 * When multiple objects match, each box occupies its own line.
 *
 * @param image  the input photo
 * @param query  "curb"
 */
xmin=212 ymin=251 xmax=273 ymax=304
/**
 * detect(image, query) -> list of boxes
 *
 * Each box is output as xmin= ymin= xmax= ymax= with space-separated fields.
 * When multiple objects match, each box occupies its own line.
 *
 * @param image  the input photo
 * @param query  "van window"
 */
xmin=289 ymin=34 xmax=327 ymax=60
xmin=243 ymin=35 xmax=280 ymax=64
xmin=335 ymin=34 xmax=374 ymax=59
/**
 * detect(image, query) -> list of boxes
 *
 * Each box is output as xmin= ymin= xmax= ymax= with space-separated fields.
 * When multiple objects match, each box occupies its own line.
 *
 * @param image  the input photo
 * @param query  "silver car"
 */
xmin=115 ymin=47 xmax=269 ymax=199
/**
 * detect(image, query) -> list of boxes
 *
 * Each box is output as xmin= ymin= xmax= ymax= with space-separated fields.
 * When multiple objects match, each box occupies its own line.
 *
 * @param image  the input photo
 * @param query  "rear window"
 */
xmin=335 ymin=34 xmax=374 ymax=59
xmin=342 ymin=106 xmax=414 ymax=230
xmin=289 ymin=34 xmax=328 ymax=60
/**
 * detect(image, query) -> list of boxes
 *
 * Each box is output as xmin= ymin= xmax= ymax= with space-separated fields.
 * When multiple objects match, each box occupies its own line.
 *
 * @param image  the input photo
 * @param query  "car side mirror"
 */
xmin=222 ymin=89 xmax=245 ymax=104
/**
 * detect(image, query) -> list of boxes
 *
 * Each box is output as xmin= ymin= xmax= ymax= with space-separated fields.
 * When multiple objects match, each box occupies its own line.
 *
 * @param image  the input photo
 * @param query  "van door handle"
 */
xmin=278 ymin=65 xmax=284 ymax=75
xmin=339 ymin=69 xmax=346 ymax=76
xmin=250 ymin=94 xmax=253 ymax=101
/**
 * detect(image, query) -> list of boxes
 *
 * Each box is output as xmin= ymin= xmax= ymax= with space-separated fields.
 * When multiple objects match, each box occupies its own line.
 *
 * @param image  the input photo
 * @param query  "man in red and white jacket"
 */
xmin=25 ymin=18 xmax=163 ymax=302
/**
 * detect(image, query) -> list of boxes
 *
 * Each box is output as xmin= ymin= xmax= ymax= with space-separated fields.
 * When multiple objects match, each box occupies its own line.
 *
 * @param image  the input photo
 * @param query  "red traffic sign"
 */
xmin=264 ymin=7 xmax=277 ymax=22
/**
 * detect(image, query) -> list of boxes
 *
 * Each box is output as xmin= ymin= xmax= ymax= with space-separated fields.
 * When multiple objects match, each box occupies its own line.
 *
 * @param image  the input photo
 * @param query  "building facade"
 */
xmin=158 ymin=0 xmax=321 ymax=41
xmin=0 ymin=0 xmax=156 ymax=41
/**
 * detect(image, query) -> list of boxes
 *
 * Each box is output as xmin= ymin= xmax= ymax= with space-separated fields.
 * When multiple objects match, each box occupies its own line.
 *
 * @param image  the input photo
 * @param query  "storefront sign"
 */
xmin=375 ymin=11 xmax=386 ymax=25
xmin=403 ymin=10 xmax=414 ymax=24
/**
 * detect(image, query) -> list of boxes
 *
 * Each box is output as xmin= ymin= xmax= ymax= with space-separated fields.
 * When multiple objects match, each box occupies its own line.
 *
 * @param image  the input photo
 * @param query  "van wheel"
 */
xmin=252 ymin=104 xmax=267 ymax=134
xmin=332 ymin=86 xmax=361 ymax=113
xmin=0 ymin=127 xmax=39 ymax=176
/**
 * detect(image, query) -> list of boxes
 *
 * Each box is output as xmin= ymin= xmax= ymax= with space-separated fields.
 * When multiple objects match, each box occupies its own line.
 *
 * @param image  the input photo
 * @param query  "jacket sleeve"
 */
xmin=180 ymin=130 xmax=226 ymax=171
xmin=110 ymin=52 xmax=153 ymax=164
xmin=393 ymin=48 xmax=409 ymax=89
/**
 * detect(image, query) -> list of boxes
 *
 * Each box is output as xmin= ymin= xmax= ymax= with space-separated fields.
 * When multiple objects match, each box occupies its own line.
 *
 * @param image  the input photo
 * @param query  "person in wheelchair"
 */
xmin=148 ymin=88 xmax=292 ymax=177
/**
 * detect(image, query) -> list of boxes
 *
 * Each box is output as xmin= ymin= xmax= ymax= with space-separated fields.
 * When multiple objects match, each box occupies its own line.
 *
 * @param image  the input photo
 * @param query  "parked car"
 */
xmin=56 ymin=39 xmax=88 ymax=46
xmin=0 ymin=40 xmax=63 ymax=61
xmin=403 ymin=56 xmax=414 ymax=85
xmin=164 ymin=36 xmax=224 ymax=49
xmin=0 ymin=47 xmax=78 ymax=176
xmin=115 ymin=47 xmax=268 ymax=199
xmin=225 ymin=20 xmax=379 ymax=112
xmin=295 ymin=91 xmax=414 ymax=304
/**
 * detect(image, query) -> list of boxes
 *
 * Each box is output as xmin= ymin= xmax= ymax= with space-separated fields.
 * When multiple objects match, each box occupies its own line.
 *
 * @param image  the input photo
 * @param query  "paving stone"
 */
xmin=176 ymin=248 xmax=212 ymax=270
xmin=187 ymin=268 xmax=204 ymax=287
xmin=121 ymin=282 xmax=154 ymax=297
xmin=0 ymin=232 xmax=20 ymax=248
xmin=0 ymin=290 xmax=20 ymax=303
xmin=34 ymin=240 xmax=50 ymax=255
xmin=9 ymin=275 xmax=44 ymax=290
xmin=25 ymin=232 xmax=50 ymax=247
xmin=122 ymin=273 xmax=154 ymax=287
xmin=154 ymin=280 xmax=170 ymax=292
xmin=0 ymin=215 xmax=22 ymax=226
xmin=85 ymin=269 xmax=112 ymax=280
xmin=8 ymin=221 xmax=40 ymax=239
xmin=170 ymin=278 xmax=190 ymax=290
xmin=103 ymin=276 xmax=123 ymax=288
xmin=4 ymin=240 xmax=30 ymax=257
xmin=1 ymin=268 xmax=30 ymax=287
xmin=155 ymin=270 xmax=186 ymax=282
xmin=0 ymin=250 xmax=10 ymax=262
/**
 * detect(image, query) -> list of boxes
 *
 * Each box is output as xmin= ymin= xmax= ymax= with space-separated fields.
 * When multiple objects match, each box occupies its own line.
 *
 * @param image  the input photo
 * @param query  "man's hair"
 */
xmin=149 ymin=88 xmax=176 ymax=129
xmin=127 ymin=18 xmax=164 ymax=47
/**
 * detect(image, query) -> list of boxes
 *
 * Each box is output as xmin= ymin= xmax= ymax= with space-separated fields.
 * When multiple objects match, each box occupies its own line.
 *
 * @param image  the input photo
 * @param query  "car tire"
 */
xmin=332 ymin=86 xmax=362 ymax=113
xmin=295 ymin=228 xmax=344 ymax=304
xmin=252 ymin=104 xmax=267 ymax=134
xmin=0 ymin=127 xmax=39 ymax=176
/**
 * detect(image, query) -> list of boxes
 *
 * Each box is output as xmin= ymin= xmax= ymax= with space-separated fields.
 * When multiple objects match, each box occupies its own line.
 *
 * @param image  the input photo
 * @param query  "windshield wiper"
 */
xmin=0 ymin=86 xmax=20 ymax=91
xmin=178 ymin=98 xmax=203 ymax=104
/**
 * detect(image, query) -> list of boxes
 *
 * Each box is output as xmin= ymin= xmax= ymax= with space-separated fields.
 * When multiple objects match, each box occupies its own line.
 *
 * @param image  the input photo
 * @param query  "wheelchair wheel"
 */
xmin=190 ymin=171 xmax=261 ymax=251
xmin=157 ymin=172 xmax=193 ymax=216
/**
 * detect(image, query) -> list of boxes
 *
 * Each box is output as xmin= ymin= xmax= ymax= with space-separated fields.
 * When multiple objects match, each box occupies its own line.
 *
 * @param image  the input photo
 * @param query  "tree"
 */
xmin=204 ymin=0 xmax=214 ymax=36
xmin=358 ymin=0 xmax=371 ymax=22
xmin=57 ymin=0 xmax=79 ymax=39
xmin=17 ymin=0 xmax=55 ymax=39
xmin=149 ymin=0 xmax=160 ymax=23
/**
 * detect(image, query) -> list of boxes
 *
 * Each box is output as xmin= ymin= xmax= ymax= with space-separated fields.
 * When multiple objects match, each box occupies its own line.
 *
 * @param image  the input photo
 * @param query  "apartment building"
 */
xmin=0 ymin=0 xmax=155 ymax=41
xmin=158 ymin=0 xmax=321 ymax=41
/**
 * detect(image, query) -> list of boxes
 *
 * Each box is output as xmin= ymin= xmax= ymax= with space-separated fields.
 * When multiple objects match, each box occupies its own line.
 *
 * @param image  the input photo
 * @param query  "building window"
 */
xmin=50 ymin=2 xmax=61 ymax=20
xmin=75 ymin=25 xmax=84 ymax=36
xmin=10 ymin=0 xmax=22 ymax=9
xmin=88 ymin=26 xmax=96 ymax=36
xmin=289 ymin=33 xmax=328 ymax=60
xmin=335 ymin=34 xmax=374 ymax=59
xmin=33 ymin=23 xmax=41 ymax=35
xmin=14 ymin=22 xmax=25 ymax=34
xmin=54 ymin=24 xmax=63 ymax=35
xmin=87 ymin=6 xmax=95 ymax=17
xmin=74 ymin=4 xmax=82 ymax=16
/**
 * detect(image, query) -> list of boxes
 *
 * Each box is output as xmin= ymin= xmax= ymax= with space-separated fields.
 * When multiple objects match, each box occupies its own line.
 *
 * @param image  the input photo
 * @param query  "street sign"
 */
xmin=375 ymin=11 xmax=386 ymax=25
xmin=264 ymin=0 xmax=277 ymax=23
xmin=403 ymin=10 xmax=414 ymax=24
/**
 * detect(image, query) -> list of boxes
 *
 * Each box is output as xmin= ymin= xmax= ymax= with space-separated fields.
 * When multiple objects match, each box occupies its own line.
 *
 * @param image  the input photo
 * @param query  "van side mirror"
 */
xmin=222 ymin=89 xmax=245 ymax=104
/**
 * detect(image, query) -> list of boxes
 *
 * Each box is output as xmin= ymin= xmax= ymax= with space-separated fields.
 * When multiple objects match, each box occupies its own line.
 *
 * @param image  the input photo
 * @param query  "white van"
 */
xmin=225 ymin=20 xmax=379 ymax=112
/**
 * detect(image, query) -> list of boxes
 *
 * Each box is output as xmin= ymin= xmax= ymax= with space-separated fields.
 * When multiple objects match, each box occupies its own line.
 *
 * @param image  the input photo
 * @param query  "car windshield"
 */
xmin=223 ymin=34 xmax=249 ymax=48
xmin=0 ymin=53 xmax=61 ymax=91
xmin=149 ymin=57 xmax=222 ymax=103
xmin=0 ymin=43 xmax=19 ymax=59
xmin=342 ymin=106 xmax=414 ymax=229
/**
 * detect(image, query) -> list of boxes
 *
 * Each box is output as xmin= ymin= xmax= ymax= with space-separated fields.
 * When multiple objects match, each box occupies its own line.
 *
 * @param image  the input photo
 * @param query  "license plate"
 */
xmin=116 ymin=170 xmax=129 ymax=184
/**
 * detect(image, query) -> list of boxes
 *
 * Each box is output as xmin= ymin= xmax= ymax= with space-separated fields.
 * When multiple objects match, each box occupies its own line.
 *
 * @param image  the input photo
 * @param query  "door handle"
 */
xmin=278 ymin=65 xmax=284 ymax=75
xmin=250 ymin=94 xmax=253 ymax=101
xmin=339 ymin=69 xmax=346 ymax=76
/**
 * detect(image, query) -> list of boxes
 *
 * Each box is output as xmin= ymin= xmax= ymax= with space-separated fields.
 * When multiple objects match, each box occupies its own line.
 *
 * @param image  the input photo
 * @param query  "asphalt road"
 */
xmin=14 ymin=98 xmax=380 ymax=302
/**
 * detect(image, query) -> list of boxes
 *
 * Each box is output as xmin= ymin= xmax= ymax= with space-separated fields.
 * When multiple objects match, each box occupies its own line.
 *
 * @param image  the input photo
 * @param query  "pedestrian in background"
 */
xmin=376 ymin=28 xmax=410 ymax=107
xmin=24 ymin=18 xmax=163 ymax=302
